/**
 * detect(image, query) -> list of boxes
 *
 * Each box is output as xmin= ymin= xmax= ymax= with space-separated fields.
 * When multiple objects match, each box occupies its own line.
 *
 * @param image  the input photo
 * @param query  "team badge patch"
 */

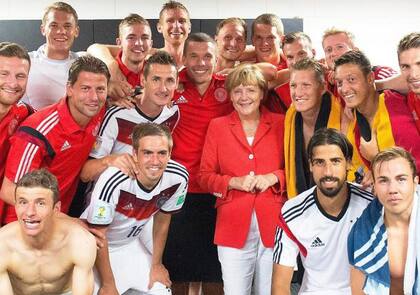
xmin=92 ymin=123 xmax=100 ymax=136
xmin=214 ymin=87 xmax=228 ymax=102
xmin=176 ymin=193 xmax=186 ymax=206
xmin=89 ymin=202 xmax=114 ymax=224
xmin=91 ymin=137 xmax=103 ymax=155
xmin=8 ymin=118 xmax=18 ymax=136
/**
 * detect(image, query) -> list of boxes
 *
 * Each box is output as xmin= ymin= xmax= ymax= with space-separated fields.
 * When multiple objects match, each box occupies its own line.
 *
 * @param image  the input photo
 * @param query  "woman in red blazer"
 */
xmin=199 ymin=64 xmax=286 ymax=295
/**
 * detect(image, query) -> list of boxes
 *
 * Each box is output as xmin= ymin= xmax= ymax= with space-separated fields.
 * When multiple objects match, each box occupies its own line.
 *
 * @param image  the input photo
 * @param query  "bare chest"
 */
xmin=8 ymin=248 xmax=73 ymax=295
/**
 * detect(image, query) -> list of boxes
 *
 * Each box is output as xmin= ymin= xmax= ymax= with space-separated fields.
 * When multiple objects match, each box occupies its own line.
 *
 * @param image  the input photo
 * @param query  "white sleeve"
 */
xmin=84 ymin=168 xmax=125 ymax=225
xmin=272 ymin=226 xmax=299 ymax=267
xmin=160 ymin=179 xmax=188 ymax=213
xmin=89 ymin=112 xmax=118 ymax=159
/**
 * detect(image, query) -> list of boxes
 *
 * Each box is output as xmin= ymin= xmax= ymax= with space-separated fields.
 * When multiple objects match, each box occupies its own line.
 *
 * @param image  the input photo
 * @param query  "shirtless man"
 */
xmin=0 ymin=169 xmax=96 ymax=295
xmin=348 ymin=147 xmax=420 ymax=294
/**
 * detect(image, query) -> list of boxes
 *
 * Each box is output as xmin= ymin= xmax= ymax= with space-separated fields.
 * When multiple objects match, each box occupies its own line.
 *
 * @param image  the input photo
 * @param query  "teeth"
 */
xmin=194 ymin=70 xmax=206 ymax=74
xmin=2 ymin=88 xmax=18 ymax=93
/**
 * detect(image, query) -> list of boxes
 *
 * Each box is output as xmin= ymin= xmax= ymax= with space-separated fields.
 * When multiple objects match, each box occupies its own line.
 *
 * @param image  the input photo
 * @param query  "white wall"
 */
xmin=1 ymin=0 xmax=419 ymax=69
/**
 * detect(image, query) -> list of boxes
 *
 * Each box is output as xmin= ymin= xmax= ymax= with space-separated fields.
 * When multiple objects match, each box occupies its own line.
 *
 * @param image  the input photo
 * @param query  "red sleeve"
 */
xmin=198 ymin=120 xmax=232 ymax=199
xmin=5 ymin=129 xmax=47 ymax=183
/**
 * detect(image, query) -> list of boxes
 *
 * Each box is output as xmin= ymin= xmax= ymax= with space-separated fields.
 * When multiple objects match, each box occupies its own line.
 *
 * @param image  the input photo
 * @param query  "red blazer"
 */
xmin=199 ymin=107 xmax=286 ymax=249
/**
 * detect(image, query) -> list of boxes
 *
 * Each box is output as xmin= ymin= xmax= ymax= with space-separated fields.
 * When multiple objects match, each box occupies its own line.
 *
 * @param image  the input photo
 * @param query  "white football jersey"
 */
xmin=273 ymin=183 xmax=373 ymax=295
xmin=90 ymin=105 xmax=179 ymax=158
xmin=81 ymin=160 xmax=188 ymax=249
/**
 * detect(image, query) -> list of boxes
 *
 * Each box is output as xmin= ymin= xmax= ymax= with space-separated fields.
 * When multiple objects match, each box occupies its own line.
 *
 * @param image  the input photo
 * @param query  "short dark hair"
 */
xmin=0 ymin=42 xmax=31 ymax=66
xmin=216 ymin=17 xmax=247 ymax=40
xmin=334 ymin=50 xmax=372 ymax=76
xmin=159 ymin=1 xmax=190 ymax=23
xmin=307 ymin=128 xmax=353 ymax=162
xmin=183 ymin=33 xmax=216 ymax=56
xmin=252 ymin=13 xmax=284 ymax=38
xmin=371 ymin=147 xmax=417 ymax=180
xmin=42 ymin=2 xmax=78 ymax=25
xmin=118 ymin=13 xmax=150 ymax=38
xmin=291 ymin=58 xmax=325 ymax=84
xmin=283 ymin=31 xmax=312 ymax=47
xmin=68 ymin=55 xmax=110 ymax=86
xmin=132 ymin=123 xmax=173 ymax=152
xmin=15 ymin=169 xmax=60 ymax=204
xmin=143 ymin=50 xmax=177 ymax=79
xmin=397 ymin=32 xmax=420 ymax=56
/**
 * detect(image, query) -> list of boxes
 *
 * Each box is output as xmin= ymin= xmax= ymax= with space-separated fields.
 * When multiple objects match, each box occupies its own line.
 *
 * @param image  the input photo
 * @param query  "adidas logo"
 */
xmin=122 ymin=203 xmax=133 ymax=211
xmin=174 ymin=95 xmax=188 ymax=104
xmin=310 ymin=237 xmax=325 ymax=247
xmin=60 ymin=140 xmax=71 ymax=151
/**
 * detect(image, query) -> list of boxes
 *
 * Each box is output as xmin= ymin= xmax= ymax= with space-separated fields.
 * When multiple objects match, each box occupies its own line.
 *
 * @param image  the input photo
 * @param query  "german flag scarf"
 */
xmin=285 ymin=92 xmax=341 ymax=198
xmin=347 ymin=90 xmax=419 ymax=181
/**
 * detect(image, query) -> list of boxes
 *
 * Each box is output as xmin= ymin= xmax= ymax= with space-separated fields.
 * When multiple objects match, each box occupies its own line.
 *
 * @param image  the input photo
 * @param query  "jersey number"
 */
xmin=127 ymin=225 xmax=144 ymax=238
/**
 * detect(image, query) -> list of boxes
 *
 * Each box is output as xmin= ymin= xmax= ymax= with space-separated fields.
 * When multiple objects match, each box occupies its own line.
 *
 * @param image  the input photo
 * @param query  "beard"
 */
xmin=317 ymin=176 xmax=346 ymax=198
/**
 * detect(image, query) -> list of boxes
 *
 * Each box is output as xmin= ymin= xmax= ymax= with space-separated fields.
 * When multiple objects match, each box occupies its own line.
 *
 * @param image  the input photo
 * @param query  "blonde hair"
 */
xmin=225 ymin=63 xmax=267 ymax=94
xmin=322 ymin=27 xmax=355 ymax=48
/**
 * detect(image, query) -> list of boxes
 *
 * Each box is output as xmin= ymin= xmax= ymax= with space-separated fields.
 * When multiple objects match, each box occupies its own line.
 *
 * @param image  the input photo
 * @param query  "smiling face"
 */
xmin=230 ymin=84 xmax=263 ymax=119
xmin=141 ymin=63 xmax=178 ymax=108
xmin=252 ymin=23 xmax=282 ymax=64
xmin=310 ymin=144 xmax=350 ymax=198
xmin=66 ymin=71 xmax=108 ymax=127
xmin=374 ymin=157 xmax=418 ymax=218
xmin=158 ymin=8 xmax=191 ymax=47
xmin=283 ymin=39 xmax=315 ymax=68
xmin=117 ymin=23 xmax=152 ymax=68
xmin=399 ymin=47 xmax=420 ymax=95
xmin=322 ymin=33 xmax=354 ymax=70
xmin=215 ymin=22 xmax=246 ymax=62
xmin=0 ymin=56 xmax=30 ymax=109
xmin=183 ymin=41 xmax=216 ymax=86
xmin=133 ymin=135 xmax=171 ymax=189
xmin=41 ymin=9 xmax=79 ymax=58
xmin=334 ymin=63 xmax=374 ymax=109
xmin=290 ymin=69 xmax=325 ymax=114
xmin=15 ymin=186 xmax=60 ymax=238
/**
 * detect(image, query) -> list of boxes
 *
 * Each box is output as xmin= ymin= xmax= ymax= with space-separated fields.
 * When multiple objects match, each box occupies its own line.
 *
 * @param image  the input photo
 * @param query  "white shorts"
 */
xmin=93 ymin=239 xmax=171 ymax=295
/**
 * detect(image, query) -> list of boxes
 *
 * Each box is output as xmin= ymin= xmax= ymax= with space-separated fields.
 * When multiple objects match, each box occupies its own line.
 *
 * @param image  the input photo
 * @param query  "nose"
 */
xmin=25 ymin=202 xmax=36 ymax=217
xmin=339 ymin=80 xmax=351 ymax=95
xmin=174 ymin=20 xmax=182 ymax=29
xmin=159 ymin=81 xmax=168 ymax=92
xmin=324 ymin=162 xmax=333 ymax=175
xmin=134 ymin=37 xmax=143 ymax=46
xmin=409 ymin=66 xmax=420 ymax=79
xmin=5 ymin=74 xmax=18 ymax=87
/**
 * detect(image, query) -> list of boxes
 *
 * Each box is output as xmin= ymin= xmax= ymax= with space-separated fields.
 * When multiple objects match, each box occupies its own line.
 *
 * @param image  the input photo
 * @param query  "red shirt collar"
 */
xmin=57 ymin=98 xmax=103 ymax=133
xmin=116 ymin=50 xmax=142 ymax=87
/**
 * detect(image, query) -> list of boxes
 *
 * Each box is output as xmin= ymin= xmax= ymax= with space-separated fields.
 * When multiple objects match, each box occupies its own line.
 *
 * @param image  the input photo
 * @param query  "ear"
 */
xmin=74 ymin=25 xmax=80 ymax=38
xmin=309 ymin=160 xmax=314 ymax=173
xmin=54 ymin=201 xmax=61 ymax=212
xmin=415 ymin=175 xmax=419 ymax=185
xmin=157 ymin=22 xmax=162 ymax=34
xmin=66 ymin=82 xmax=73 ymax=98
xmin=40 ymin=24 xmax=46 ymax=37
xmin=367 ymin=71 xmax=375 ymax=85
xmin=116 ymin=37 xmax=122 ymax=46
xmin=312 ymin=49 xmax=316 ymax=57
xmin=141 ymin=74 xmax=146 ymax=86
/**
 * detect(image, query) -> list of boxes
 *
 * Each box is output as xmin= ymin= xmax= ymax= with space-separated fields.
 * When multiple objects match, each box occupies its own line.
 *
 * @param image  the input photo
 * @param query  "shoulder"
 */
xmin=98 ymin=166 xmax=128 ymax=183
xmin=20 ymin=103 xmax=58 ymax=129
xmin=348 ymin=183 xmax=375 ymax=203
xmin=281 ymin=187 xmax=317 ymax=223
xmin=165 ymin=160 xmax=189 ymax=183
xmin=350 ymin=197 xmax=382 ymax=237
xmin=262 ymin=108 xmax=285 ymax=127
